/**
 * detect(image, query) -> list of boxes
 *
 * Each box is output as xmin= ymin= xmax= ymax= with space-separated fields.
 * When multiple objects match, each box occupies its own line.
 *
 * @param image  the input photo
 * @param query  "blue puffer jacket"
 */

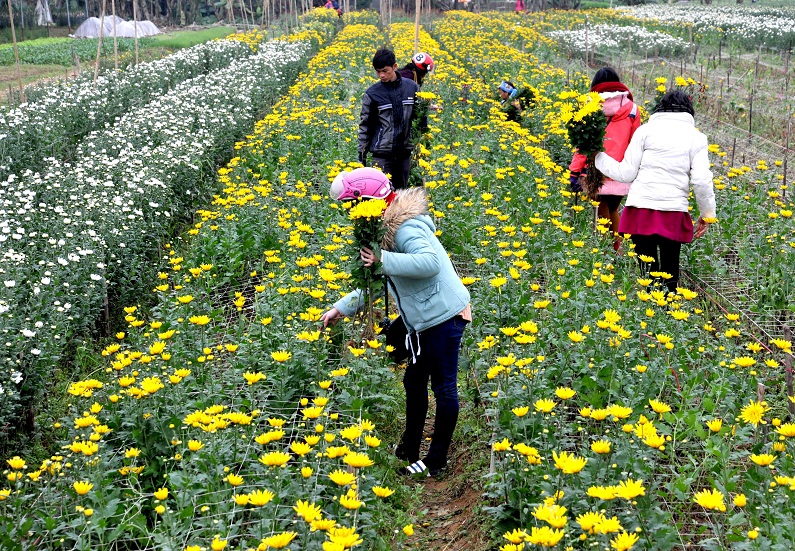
xmin=333 ymin=188 xmax=470 ymax=333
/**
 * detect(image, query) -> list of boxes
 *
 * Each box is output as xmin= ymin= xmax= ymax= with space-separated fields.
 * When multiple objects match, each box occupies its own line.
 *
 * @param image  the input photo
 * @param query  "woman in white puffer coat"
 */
xmin=595 ymin=90 xmax=716 ymax=292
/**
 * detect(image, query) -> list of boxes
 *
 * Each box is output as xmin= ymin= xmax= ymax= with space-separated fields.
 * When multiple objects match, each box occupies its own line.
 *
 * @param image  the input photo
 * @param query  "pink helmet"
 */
xmin=330 ymin=167 xmax=393 ymax=201
xmin=412 ymin=52 xmax=434 ymax=73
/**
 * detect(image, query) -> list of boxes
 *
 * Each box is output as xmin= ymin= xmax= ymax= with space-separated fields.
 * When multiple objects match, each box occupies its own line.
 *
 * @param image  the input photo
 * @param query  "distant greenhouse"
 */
xmin=73 ymin=16 xmax=160 ymax=38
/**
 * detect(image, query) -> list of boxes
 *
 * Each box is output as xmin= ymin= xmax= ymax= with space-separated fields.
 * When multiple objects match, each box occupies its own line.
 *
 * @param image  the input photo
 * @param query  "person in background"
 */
xmin=321 ymin=168 xmax=471 ymax=478
xmin=595 ymin=90 xmax=716 ymax=292
xmin=498 ymin=80 xmax=522 ymax=122
xmin=397 ymin=52 xmax=434 ymax=88
xmin=515 ymin=0 xmax=525 ymax=11
xmin=569 ymin=67 xmax=641 ymax=253
xmin=358 ymin=48 xmax=420 ymax=190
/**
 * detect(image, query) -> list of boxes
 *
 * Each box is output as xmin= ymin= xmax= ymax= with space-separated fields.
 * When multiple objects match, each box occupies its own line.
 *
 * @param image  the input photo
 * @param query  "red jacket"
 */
xmin=569 ymin=94 xmax=641 ymax=196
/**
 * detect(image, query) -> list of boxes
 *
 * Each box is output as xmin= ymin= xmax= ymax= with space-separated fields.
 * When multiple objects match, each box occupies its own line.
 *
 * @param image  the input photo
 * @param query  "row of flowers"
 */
xmin=1 ymin=34 xmax=258 ymax=182
xmin=0 ymin=24 xmax=329 ymax=434
xmin=547 ymin=23 xmax=689 ymax=57
xmin=426 ymin=12 xmax=795 ymax=549
xmin=620 ymin=5 xmax=795 ymax=47
xmin=1 ymin=20 xmax=411 ymax=550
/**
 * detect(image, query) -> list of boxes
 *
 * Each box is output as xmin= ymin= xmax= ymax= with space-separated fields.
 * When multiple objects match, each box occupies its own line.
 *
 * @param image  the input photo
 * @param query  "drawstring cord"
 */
xmin=405 ymin=331 xmax=422 ymax=364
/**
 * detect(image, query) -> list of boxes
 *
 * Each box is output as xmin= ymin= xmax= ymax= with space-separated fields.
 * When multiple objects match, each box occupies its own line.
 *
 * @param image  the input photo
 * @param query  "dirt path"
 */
xmin=402 ymin=411 xmax=492 ymax=550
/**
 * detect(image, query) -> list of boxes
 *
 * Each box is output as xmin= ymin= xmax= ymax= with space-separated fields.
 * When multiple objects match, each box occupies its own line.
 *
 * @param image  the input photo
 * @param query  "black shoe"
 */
xmin=393 ymin=443 xmax=411 ymax=462
xmin=426 ymin=461 xmax=447 ymax=477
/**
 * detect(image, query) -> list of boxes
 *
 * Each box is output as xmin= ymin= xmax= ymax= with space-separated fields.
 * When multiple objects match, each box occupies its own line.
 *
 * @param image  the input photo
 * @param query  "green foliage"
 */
xmin=0 ymin=36 xmax=71 ymax=51
xmin=0 ymin=36 xmax=153 ymax=65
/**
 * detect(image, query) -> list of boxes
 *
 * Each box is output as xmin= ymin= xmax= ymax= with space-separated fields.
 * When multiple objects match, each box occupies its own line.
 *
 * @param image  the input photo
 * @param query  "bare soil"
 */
xmin=0 ymin=64 xmax=83 ymax=104
xmin=401 ymin=416 xmax=493 ymax=551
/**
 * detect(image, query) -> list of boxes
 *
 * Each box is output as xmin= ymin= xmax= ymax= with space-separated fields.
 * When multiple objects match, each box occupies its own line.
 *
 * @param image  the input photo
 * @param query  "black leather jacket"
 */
xmin=358 ymin=74 xmax=419 ymax=158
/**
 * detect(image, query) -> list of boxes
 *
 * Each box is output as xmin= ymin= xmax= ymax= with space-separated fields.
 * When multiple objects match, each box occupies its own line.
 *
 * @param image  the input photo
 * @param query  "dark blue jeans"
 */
xmin=400 ymin=316 xmax=467 ymax=470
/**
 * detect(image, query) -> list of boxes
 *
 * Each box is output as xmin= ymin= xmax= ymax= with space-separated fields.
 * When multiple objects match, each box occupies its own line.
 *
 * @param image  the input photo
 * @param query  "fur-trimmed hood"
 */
xmin=382 ymin=187 xmax=432 ymax=250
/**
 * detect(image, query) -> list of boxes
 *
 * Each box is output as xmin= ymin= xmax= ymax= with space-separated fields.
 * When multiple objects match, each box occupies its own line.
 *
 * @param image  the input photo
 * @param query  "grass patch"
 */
xmin=148 ymin=26 xmax=237 ymax=49
xmin=581 ymin=0 xmax=612 ymax=8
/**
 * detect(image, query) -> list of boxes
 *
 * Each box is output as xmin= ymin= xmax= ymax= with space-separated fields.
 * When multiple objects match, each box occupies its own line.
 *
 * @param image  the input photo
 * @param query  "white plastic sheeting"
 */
xmin=115 ymin=20 xmax=161 ymax=38
xmin=73 ymin=16 xmax=160 ymax=38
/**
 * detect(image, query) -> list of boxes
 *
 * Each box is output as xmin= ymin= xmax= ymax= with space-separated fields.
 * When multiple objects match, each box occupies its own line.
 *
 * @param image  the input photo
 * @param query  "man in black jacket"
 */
xmin=358 ymin=48 xmax=419 ymax=190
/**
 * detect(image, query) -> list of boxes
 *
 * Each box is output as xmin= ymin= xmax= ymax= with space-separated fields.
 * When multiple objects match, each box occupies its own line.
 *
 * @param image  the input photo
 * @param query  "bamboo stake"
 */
xmin=248 ymin=0 xmax=256 ymax=28
xmin=94 ymin=0 xmax=108 ymax=84
xmin=413 ymin=0 xmax=420 ymax=55
xmin=584 ymin=16 xmax=589 ymax=68
xmin=240 ymin=0 xmax=249 ymax=29
xmin=785 ymin=325 xmax=794 ymax=416
xmin=18 ymin=0 xmax=23 ymax=41
xmin=748 ymin=91 xmax=753 ymax=137
xmin=6 ymin=0 xmax=24 ymax=103
xmin=133 ymin=0 xmax=139 ymax=65
xmin=730 ymin=137 xmax=736 ymax=167
xmin=112 ymin=0 xmax=118 ymax=72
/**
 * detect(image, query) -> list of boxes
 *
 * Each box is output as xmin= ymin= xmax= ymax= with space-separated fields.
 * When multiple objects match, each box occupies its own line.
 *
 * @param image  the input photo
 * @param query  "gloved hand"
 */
xmin=358 ymin=151 xmax=367 ymax=167
xmin=569 ymin=172 xmax=582 ymax=193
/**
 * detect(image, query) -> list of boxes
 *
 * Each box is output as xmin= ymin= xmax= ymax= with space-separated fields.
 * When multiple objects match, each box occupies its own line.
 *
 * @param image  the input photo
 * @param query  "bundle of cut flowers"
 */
xmin=346 ymin=197 xmax=389 ymax=340
xmin=563 ymin=91 xmax=606 ymax=200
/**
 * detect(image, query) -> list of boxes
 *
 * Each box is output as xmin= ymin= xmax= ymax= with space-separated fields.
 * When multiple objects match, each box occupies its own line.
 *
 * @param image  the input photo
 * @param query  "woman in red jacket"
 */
xmin=569 ymin=67 xmax=641 ymax=252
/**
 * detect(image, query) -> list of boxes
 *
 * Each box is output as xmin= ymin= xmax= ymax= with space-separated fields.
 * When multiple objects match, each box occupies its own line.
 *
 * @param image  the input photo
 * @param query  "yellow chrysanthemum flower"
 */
xmin=293 ymin=500 xmax=322 ymax=522
xmin=259 ymin=531 xmax=297 ymax=549
xmin=73 ymin=481 xmax=93 ymax=495
xmin=693 ymin=488 xmax=726 ymax=511
xmin=258 ymin=451 xmax=291 ymax=467
xmin=328 ymin=469 xmax=356 ymax=486
xmin=552 ymin=450 xmax=587 ymax=474
xmin=591 ymin=440 xmax=611 ymax=454
xmin=271 ymin=350 xmax=292 ymax=362
xmin=610 ymin=531 xmax=640 ymax=550
xmin=372 ymin=486 xmax=395 ymax=498
xmin=343 ymin=452 xmax=374 ymax=469
xmin=534 ymin=399 xmax=556 ymax=413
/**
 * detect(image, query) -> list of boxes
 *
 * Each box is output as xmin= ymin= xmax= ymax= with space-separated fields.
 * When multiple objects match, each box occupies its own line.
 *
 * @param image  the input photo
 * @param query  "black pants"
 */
xmin=399 ymin=316 xmax=467 ymax=470
xmin=631 ymin=234 xmax=682 ymax=292
xmin=372 ymin=156 xmax=412 ymax=190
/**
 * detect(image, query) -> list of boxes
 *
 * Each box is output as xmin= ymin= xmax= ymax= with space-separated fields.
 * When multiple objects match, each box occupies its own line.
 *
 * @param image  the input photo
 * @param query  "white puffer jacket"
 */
xmin=595 ymin=112 xmax=716 ymax=218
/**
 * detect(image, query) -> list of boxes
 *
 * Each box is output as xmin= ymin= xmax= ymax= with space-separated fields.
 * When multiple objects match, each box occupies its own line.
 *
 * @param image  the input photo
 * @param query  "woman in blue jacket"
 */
xmin=322 ymin=169 xmax=471 ymax=477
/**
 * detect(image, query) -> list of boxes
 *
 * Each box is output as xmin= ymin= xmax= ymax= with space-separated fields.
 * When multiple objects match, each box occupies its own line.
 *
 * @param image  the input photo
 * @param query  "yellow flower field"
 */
xmin=3 ymin=8 xmax=795 ymax=550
